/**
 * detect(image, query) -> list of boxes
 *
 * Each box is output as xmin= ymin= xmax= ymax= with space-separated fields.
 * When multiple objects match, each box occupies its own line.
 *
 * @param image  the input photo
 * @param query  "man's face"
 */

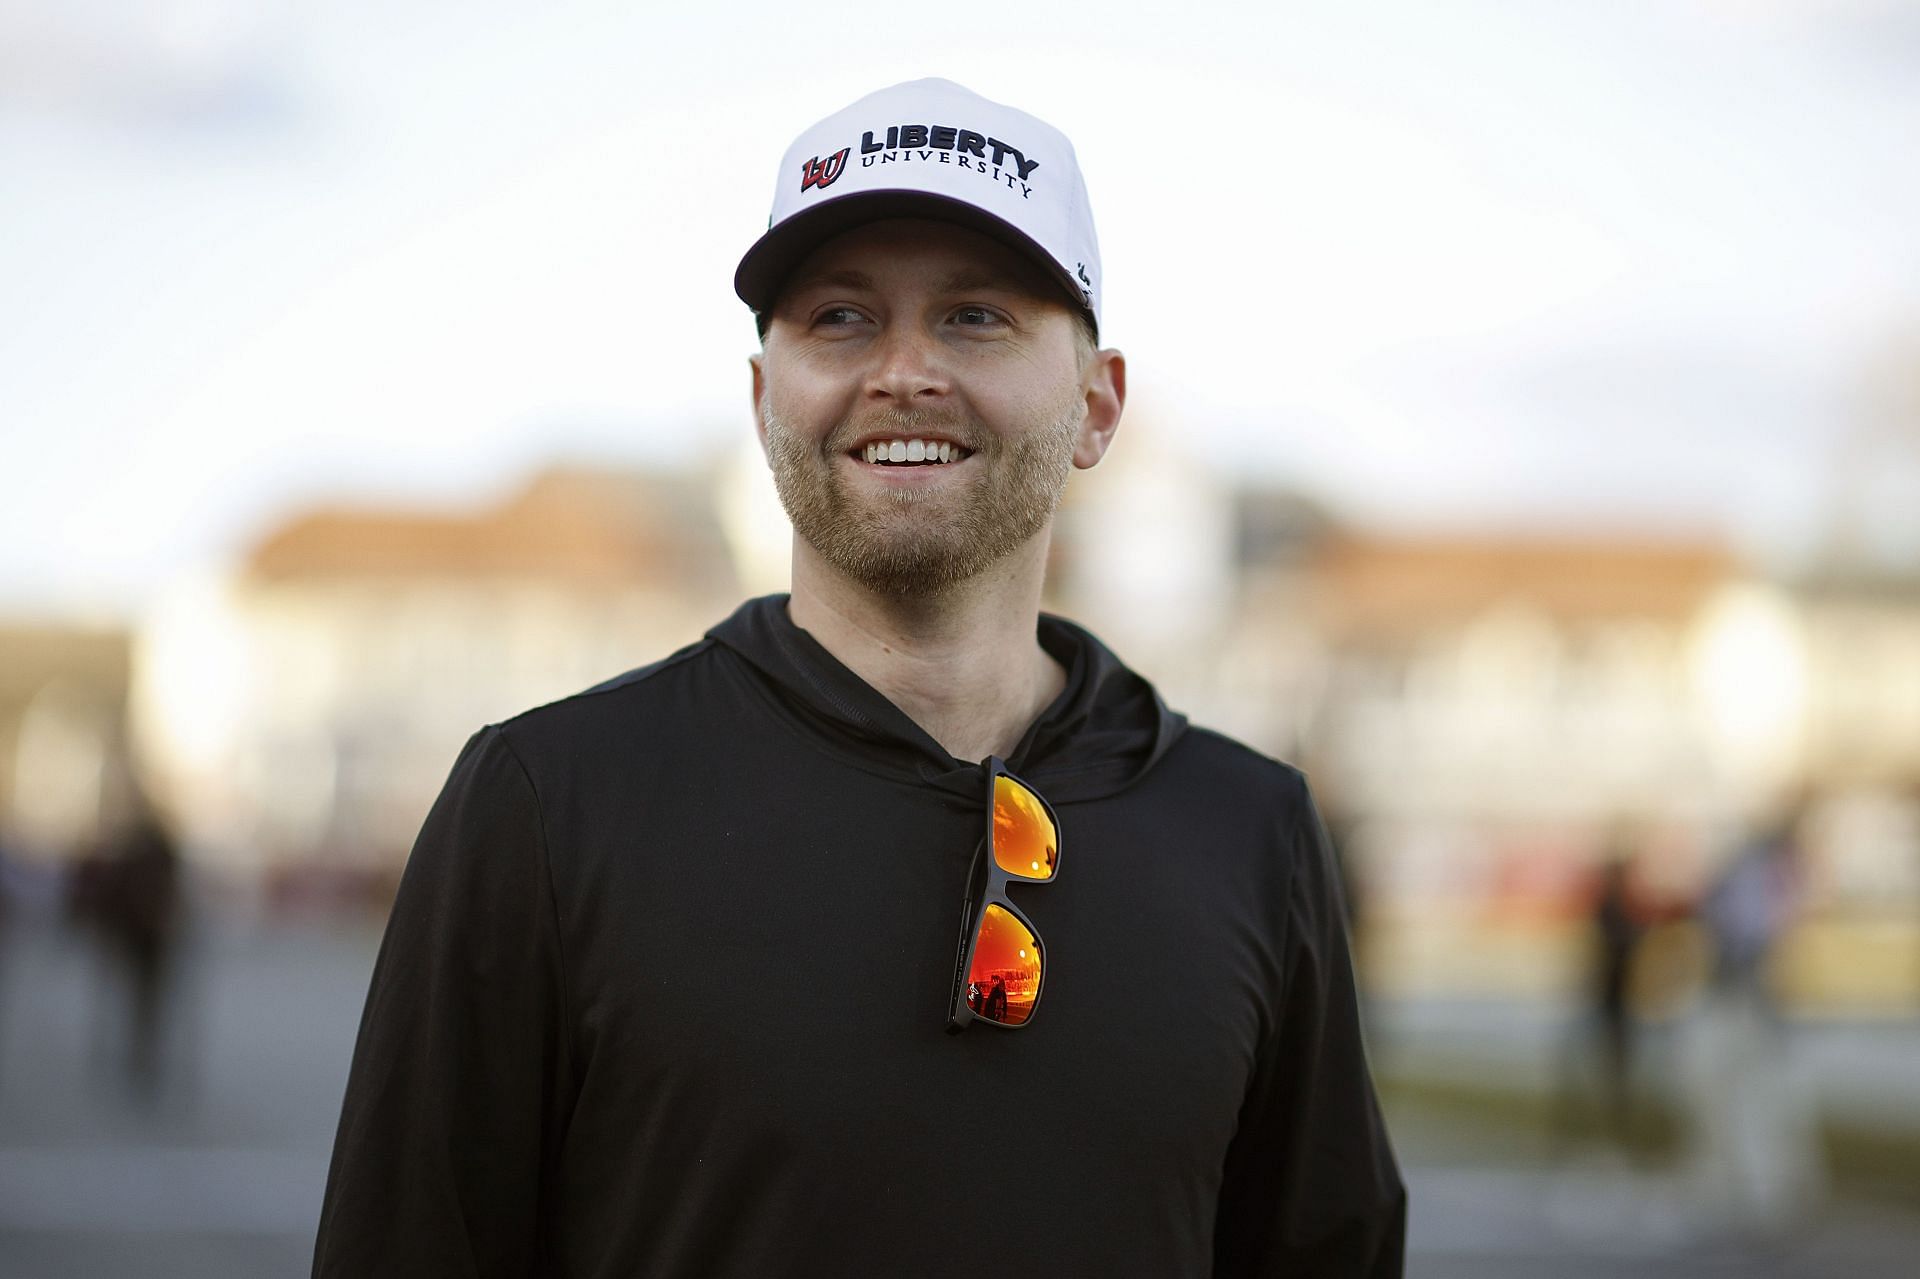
xmin=752 ymin=218 xmax=1113 ymax=599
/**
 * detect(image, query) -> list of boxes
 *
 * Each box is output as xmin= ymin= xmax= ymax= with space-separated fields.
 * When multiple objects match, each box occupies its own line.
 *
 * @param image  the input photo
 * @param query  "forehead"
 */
xmin=778 ymin=217 xmax=1063 ymax=302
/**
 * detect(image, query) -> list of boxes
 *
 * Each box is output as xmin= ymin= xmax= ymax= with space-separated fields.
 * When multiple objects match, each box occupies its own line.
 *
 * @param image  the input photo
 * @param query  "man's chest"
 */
xmin=548 ymin=771 xmax=1273 ymax=1179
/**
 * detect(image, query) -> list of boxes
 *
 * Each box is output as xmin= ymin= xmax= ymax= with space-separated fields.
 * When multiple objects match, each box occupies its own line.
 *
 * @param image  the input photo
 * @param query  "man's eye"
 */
xmin=813 ymin=306 xmax=869 ymax=327
xmin=951 ymin=305 xmax=1004 ymax=327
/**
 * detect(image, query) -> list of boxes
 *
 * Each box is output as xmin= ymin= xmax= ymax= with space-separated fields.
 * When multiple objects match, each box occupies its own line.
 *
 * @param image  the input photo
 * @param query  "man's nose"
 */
xmin=863 ymin=322 xmax=951 ymax=404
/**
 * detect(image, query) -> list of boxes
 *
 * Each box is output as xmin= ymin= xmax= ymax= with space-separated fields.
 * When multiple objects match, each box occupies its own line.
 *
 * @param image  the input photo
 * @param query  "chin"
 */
xmin=819 ymin=536 xmax=981 ymax=598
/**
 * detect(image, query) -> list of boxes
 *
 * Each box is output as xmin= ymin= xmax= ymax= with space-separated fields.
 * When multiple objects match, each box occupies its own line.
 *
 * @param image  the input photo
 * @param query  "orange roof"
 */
xmin=245 ymin=466 xmax=732 ymax=588
xmin=1306 ymin=532 xmax=1737 ymax=633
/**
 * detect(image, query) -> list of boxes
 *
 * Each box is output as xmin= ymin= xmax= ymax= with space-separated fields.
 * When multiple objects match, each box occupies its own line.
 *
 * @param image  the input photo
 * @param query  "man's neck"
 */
xmin=786 ymin=537 xmax=1067 ymax=764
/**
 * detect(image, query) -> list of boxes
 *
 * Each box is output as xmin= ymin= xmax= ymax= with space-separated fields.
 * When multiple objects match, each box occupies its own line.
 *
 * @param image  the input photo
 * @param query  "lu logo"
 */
xmin=800 ymin=148 xmax=850 ymax=191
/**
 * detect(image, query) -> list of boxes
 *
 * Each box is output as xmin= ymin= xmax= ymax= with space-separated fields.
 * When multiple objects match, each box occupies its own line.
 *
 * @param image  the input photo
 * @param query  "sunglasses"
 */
xmin=946 ymin=756 xmax=1061 ymax=1033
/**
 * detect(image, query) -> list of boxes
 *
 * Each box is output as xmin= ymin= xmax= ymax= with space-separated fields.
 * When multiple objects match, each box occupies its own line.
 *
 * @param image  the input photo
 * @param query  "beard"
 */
xmin=761 ymin=396 xmax=1081 ymax=599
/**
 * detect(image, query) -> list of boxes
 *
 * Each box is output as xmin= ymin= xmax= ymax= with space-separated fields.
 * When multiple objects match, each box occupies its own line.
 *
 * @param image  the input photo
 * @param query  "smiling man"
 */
xmin=314 ymin=79 xmax=1404 ymax=1278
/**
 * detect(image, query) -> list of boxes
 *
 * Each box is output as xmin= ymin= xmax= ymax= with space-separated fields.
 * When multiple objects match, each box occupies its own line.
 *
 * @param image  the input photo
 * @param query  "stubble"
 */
xmin=761 ymin=398 xmax=1082 ymax=599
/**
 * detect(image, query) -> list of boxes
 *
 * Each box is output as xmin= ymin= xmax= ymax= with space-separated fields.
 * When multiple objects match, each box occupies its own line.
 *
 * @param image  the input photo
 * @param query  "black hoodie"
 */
xmin=314 ymin=596 xmax=1405 ymax=1278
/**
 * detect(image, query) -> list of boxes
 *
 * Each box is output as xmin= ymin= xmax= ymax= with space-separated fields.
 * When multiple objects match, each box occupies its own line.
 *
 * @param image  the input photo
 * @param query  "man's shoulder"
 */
xmin=1161 ymin=721 xmax=1315 ymax=817
xmin=489 ymin=634 xmax=726 ymax=752
xmin=1136 ymin=722 xmax=1320 ymax=841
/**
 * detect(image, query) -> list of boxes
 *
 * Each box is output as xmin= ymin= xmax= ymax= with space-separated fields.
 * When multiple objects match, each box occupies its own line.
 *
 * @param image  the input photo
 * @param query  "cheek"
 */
xmin=762 ymin=361 xmax=853 ymax=433
xmin=978 ymin=366 xmax=1080 ymax=434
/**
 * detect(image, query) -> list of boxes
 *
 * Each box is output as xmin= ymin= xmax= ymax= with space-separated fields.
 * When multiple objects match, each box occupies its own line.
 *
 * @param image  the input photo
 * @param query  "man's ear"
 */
xmin=1072 ymin=348 xmax=1126 ymax=470
xmin=749 ymin=353 xmax=769 ymax=458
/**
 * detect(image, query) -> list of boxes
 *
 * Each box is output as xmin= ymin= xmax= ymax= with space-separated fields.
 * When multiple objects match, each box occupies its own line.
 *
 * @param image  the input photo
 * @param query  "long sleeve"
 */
xmin=313 ymin=726 xmax=573 ymax=1278
xmin=1212 ymin=777 xmax=1406 ymax=1277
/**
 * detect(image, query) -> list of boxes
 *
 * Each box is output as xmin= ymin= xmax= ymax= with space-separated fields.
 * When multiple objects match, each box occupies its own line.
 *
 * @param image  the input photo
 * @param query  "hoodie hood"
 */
xmin=705 ymin=595 xmax=1187 ymax=805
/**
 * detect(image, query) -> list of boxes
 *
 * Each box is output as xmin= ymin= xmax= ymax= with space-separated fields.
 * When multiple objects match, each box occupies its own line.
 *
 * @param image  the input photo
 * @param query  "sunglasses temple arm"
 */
xmin=946 ymin=865 xmax=984 ymax=1031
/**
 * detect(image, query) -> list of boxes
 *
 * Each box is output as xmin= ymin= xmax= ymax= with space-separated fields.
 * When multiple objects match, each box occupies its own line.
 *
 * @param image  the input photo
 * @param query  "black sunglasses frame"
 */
xmin=945 ymin=755 xmax=1061 ymax=1033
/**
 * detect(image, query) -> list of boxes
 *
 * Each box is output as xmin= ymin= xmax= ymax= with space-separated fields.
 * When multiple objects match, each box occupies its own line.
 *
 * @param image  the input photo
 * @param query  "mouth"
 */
xmin=845 ymin=436 xmax=974 ymax=468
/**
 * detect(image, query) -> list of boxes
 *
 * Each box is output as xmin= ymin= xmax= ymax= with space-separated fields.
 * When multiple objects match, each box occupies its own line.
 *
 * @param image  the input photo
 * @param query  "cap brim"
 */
xmin=734 ymin=190 xmax=1095 ymax=337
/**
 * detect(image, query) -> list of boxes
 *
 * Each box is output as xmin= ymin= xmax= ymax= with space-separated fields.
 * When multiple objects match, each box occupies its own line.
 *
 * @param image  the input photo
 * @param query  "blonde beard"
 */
xmin=761 ymin=398 xmax=1081 ymax=599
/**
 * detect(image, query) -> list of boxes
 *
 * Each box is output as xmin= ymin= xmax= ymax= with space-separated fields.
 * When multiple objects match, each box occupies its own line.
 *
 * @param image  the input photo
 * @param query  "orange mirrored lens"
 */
xmin=964 ymin=904 xmax=1042 ymax=1025
xmin=992 ymin=775 xmax=1057 ymax=881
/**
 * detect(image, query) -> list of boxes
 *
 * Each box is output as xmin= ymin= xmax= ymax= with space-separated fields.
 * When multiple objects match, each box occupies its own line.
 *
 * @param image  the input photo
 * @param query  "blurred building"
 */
xmin=130 ymin=466 xmax=740 ymax=875
xmin=1771 ymin=565 xmax=1920 ymax=1009
xmin=1274 ymin=533 xmax=1742 ymax=999
xmin=1796 ymin=566 xmax=1920 ymax=790
xmin=1057 ymin=476 xmax=1920 ymax=1007
xmin=0 ymin=623 xmax=134 ymax=861
xmin=1297 ymin=533 xmax=1741 ymax=830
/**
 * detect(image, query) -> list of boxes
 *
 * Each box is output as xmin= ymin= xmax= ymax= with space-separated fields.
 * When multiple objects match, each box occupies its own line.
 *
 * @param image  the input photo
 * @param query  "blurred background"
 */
xmin=3 ymin=1 xmax=1919 ymax=1275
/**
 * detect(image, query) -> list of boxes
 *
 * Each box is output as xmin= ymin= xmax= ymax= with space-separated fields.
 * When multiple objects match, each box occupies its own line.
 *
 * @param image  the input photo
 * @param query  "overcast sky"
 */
xmin=4 ymin=0 xmax=1918 ymax=616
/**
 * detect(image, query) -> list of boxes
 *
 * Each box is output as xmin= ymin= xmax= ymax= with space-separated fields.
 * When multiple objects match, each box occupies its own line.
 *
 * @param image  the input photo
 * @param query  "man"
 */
xmin=314 ymin=78 xmax=1404 ymax=1277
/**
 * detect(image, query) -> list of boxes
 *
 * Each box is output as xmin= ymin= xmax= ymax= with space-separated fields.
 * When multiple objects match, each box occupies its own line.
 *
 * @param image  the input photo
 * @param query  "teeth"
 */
xmin=861 ymin=438 xmax=968 ymax=465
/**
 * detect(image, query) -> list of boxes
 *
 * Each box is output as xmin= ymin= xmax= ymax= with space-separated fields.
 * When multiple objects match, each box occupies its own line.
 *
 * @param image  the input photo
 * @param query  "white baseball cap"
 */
xmin=734 ymin=78 xmax=1103 ymax=337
